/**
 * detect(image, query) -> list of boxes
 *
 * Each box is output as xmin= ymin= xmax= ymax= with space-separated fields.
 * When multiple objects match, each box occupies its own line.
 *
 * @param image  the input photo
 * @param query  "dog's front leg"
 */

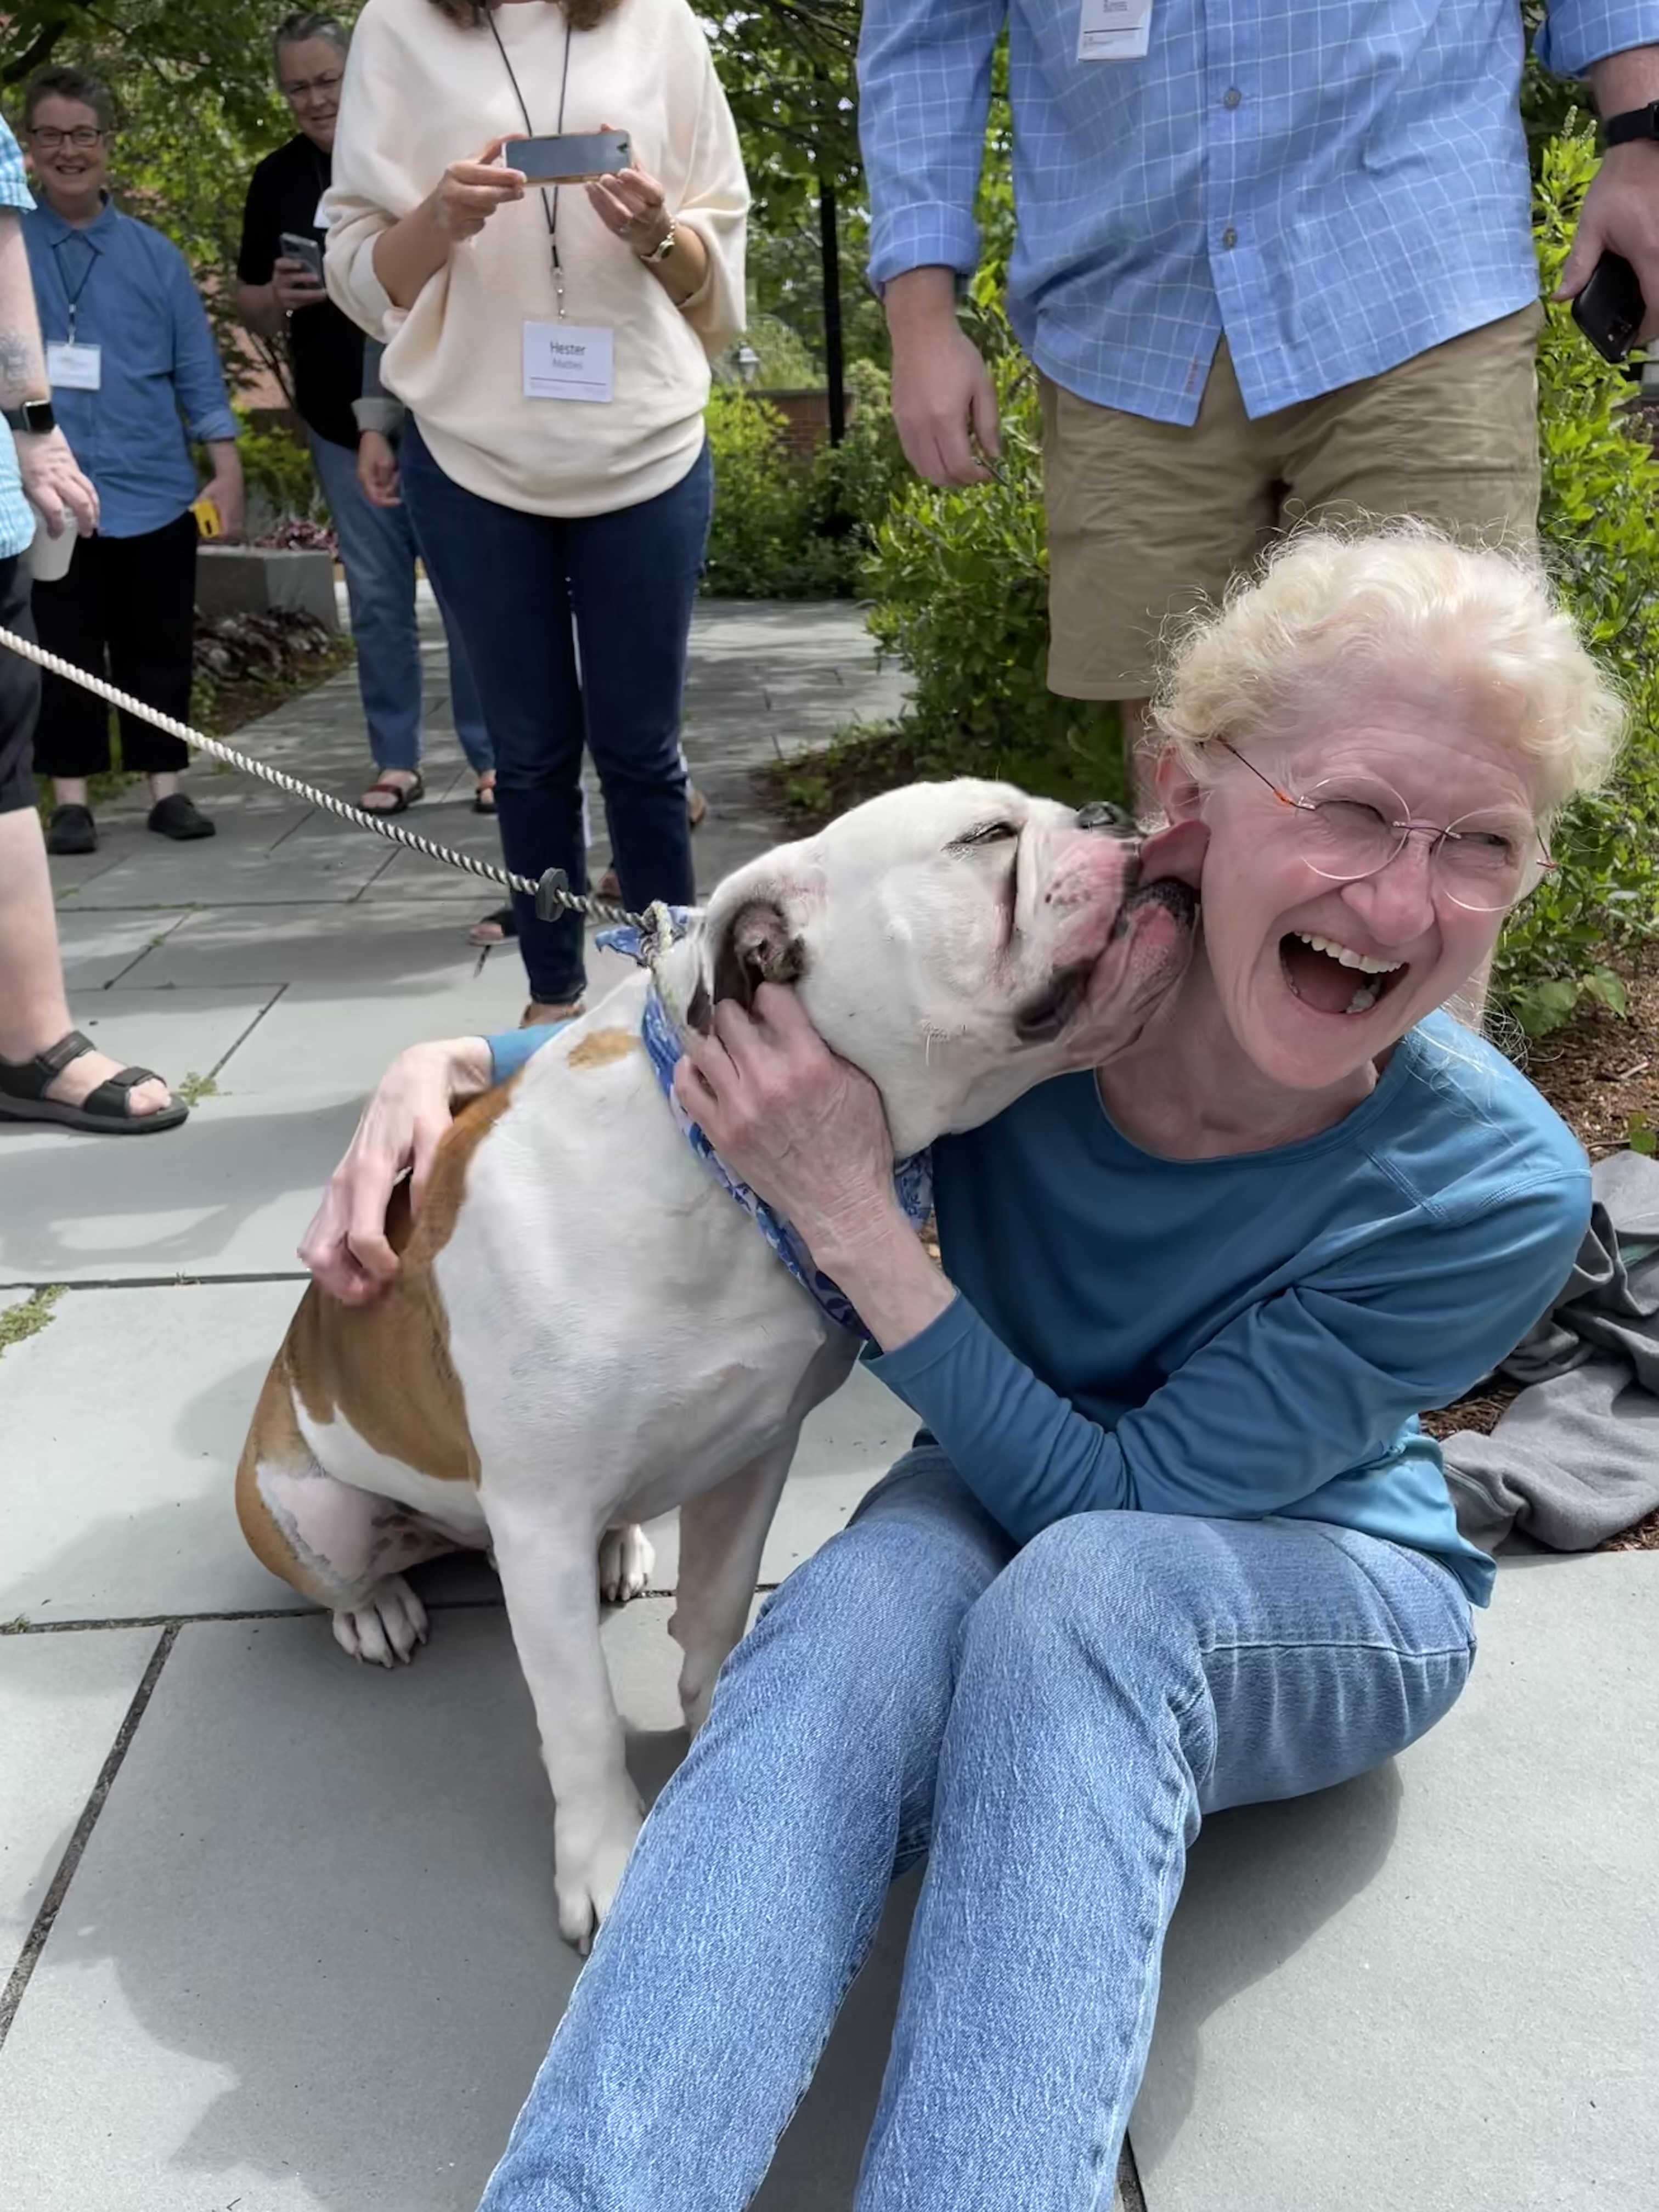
xmin=487 ymin=1500 xmax=643 ymax=1950
xmin=670 ymin=1436 xmax=800 ymax=1735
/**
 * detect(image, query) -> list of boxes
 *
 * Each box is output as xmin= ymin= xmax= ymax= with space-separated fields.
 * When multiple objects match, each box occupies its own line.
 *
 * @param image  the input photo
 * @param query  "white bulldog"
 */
xmin=236 ymin=780 xmax=1196 ymax=1944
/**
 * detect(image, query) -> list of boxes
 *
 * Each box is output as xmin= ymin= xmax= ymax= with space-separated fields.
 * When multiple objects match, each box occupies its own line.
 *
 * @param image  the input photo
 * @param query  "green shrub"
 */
xmin=1497 ymin=125 xmax=1659 ymax=1033
xmin=857 ymin=288 xmax=1126 ymax=809
xmin=234 ymin=409 xmax=328 ymax=524
xmin=702 ymin=363 xmax=910 ymax=599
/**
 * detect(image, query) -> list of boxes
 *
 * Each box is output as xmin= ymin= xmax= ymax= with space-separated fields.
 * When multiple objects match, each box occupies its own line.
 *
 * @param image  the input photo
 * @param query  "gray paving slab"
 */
xmin=1130 ymin=1551 xmax=1659 ymax=2212
xmin=53 ymin=907 xmax=189 ymax=991
xmin=111 ymin=901 xmax=492 ymax=992
xmin=0 ymin=1086 xmax=363 ymax=1286
xmin=64 ymin=825 xmax=396 ymax=909
xmin=0 ymin=1282 xmax=313 ymax=1622
xmin=0 ymin=1627 xmax=159 ymax=1959
xmin=0 ymin=1607 xmax=963 ymax=2212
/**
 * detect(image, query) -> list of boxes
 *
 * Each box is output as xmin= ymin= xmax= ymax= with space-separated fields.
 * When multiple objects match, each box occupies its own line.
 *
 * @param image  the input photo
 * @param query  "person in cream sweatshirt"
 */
xmin=325 ymin=0 xmax=748 ymax=1019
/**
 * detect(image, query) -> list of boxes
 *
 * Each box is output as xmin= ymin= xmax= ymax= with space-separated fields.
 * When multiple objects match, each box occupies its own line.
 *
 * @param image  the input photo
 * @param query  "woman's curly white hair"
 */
xmin=1147 ymin=520 xmax=1626 ymax=814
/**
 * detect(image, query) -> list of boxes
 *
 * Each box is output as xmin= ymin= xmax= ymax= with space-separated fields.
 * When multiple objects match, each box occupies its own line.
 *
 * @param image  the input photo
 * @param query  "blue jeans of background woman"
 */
xmin=306 ymin=429 xmax=493 ymax=780
xmin=477 ymin=1451 xmax=1476 ymax=2212
xmin=401 ymin=426 xmax=712 ymax=1006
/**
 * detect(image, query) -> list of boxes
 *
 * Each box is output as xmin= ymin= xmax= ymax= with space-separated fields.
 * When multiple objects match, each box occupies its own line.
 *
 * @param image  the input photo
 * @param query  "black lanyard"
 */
xmin=50 ymin=233 xmax=100 ymax=343
xmin=485 ymin=5 xmax=573 ymax=315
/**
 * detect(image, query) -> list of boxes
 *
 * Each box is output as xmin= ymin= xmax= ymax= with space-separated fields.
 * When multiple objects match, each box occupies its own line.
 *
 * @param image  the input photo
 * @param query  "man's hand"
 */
xmin=298 ymin=1037 xmax=492 ymax=1304
xmin=358 ymin=429 xmax=401 ymax=506
xmin=885 ymin=265 xmax=1000 ymax=487
xmin=273 ymin=253 xmax=329 ymax=314
xmin=1557 ymin=140 xmax=1659 ymax=342
xmin=199 ymin=472 xmax=246 ymax=544
xmin=16 ymin=426 xmax=98 ymax=537
xmin=1566 ymin=52 xmax=1659 ymax=343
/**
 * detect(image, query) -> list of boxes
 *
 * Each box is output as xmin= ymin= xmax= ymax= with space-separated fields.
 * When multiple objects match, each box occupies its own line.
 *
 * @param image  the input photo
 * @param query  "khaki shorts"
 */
xmin=1042 ymin=302 xmax=1544 ymax=701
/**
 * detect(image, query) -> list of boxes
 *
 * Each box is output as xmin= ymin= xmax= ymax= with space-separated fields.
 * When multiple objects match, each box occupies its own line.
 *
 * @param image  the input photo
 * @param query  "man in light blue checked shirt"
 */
xmin=861 ymin=0 xmax=1659 ymax=796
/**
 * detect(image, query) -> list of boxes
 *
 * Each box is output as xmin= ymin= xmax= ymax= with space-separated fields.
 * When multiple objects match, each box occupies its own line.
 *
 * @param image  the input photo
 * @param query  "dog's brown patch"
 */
xmin=268 ymin=1075 xmax=525 ymax=1492
xmin=567 ymin=1027 xmax=639 ymax=1070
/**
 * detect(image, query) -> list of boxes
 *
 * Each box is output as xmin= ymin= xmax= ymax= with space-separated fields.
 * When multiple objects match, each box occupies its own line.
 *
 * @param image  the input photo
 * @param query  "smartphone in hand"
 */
xmin=1571 ymin=251 xmax=1646 ymax=363
xmin=504 ymin=131 xmax=630 ymax=184
xmin=278 ymin=232 xmax=326 ymax=285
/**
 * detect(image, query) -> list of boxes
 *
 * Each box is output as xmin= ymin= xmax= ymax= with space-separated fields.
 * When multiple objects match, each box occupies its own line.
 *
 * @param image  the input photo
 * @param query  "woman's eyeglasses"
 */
xmin=1213 ymin=737 xmax=1555 ymax=915
xmin=29 ymin=126 xmax=105 ymax=151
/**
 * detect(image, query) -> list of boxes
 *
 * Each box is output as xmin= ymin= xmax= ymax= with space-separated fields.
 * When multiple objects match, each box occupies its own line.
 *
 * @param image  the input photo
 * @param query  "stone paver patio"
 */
xmin=0 ymin=598 xmax=1653 ymax=2212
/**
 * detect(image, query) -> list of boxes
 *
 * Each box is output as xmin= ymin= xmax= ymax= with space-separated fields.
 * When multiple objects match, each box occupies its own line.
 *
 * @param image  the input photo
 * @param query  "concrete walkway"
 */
xmin=0 ymin=601 xmax=1653 ymax=2212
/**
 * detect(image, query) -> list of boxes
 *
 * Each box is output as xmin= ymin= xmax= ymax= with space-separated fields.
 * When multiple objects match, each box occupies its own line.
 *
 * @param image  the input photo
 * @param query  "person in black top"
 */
xmin=235 ymin=9 xmax=496 ymax=816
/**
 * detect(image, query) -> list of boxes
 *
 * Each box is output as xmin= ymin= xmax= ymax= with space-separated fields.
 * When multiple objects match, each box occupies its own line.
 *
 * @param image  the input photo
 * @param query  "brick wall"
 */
xmin=756 ymin=388 xmax=847 ymax=461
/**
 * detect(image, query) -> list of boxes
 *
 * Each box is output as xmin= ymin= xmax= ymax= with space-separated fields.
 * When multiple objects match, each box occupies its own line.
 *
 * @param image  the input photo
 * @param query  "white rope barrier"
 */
xmin=0 ymin=620 xmax=652 ymax=931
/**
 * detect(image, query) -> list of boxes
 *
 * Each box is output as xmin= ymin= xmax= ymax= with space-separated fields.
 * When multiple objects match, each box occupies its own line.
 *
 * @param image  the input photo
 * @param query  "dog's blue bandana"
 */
xmin=598 ymin=917 xmax=933 ymax=1340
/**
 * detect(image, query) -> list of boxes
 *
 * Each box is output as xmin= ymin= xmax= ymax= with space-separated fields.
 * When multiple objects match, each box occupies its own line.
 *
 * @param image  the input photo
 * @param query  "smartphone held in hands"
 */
xmin=279 ymin=232 xmax=326 ymax=284
xmin=1571 ymin=250 xmax=1646 ymax=364
xmin=504 ymin=131 xmax=630 ymax=183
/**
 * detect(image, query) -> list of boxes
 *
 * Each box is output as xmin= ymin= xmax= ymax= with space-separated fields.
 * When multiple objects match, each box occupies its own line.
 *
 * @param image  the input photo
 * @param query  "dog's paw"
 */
xmin=554 ymin=1801 xmax=642 ymax=1953
xmin=331 ymin=1576 xmax=429 ymax=1668
xmin=597 ymin=1522 xmax=654 ymax=1606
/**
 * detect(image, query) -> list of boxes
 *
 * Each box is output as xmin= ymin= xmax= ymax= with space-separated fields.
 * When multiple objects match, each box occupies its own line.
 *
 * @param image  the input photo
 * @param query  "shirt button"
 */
xmin=1223 ymin=87 xmax=1242 ymax=109
xmin=1221 ymin=226 xmax=1238 ymax=249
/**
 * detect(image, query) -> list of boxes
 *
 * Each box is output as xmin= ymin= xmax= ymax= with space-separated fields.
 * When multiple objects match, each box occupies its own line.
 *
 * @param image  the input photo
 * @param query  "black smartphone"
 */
xmin=1571 ymin=250 xmax=1646 ymax=363
xmin=504 ymin=131 xmax=630 ymax=184
xmin=278 ymin=231 xmax=326 ymax=284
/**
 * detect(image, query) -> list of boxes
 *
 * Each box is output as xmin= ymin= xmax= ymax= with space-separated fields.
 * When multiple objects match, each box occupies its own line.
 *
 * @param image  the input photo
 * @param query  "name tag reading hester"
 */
xmin=1078 ymin=0 xmax=1152 ymax=59
xmin=522 ymin=322 xmax=614 ymax=405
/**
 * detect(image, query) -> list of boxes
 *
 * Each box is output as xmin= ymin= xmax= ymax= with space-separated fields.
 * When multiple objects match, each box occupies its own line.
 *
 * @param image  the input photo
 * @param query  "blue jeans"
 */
xmin=478 ymin=1452 xmax=1476 ymax=2211
xmin=399 ymin=425 xmax=710 ymax=1005
xmin=306 ymin=430 xmax=493 ymax=778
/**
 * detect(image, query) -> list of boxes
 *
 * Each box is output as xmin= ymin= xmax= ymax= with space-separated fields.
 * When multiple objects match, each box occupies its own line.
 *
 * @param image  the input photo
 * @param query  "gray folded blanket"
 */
xmin=1441 ymin=1150 xmax=1659 ymax=1553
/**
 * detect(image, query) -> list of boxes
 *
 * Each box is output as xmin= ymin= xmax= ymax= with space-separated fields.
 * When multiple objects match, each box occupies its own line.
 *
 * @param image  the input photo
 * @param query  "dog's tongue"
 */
xmin=1136 ymin=819 xmax=1208 ymax=893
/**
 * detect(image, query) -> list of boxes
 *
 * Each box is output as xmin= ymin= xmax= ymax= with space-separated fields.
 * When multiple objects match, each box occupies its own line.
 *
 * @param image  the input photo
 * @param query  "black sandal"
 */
xmin=0 ymin=1030 xmax=189 ymax=1136
xmin=467 ymin=904 xmax=517 ymax=945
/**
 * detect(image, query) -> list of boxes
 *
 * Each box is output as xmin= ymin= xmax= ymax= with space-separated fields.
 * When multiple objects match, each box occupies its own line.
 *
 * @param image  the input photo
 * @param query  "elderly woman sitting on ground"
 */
xmin=302 ymin=523 xmax=1618 ymax=2211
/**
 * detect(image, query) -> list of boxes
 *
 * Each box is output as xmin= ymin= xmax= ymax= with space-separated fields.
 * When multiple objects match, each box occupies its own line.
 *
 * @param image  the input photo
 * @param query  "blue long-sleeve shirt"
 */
xmin=857 ymin=0 xmax=1659 ymax=422
xmin=488 ymin=1008 xmax=1590 ymax=1607
xmin=22 ymin=194 xmax=238 ymax=538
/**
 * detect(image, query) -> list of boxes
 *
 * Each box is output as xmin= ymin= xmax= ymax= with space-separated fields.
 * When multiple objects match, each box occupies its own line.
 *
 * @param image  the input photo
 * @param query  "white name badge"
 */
xmin=45 ymin=341 xmax=102 ymax=391
xmin=523 ymin=321 xmax=614 ymax=405
xmin=1078 ymin=0 xmax=1152 ymax=60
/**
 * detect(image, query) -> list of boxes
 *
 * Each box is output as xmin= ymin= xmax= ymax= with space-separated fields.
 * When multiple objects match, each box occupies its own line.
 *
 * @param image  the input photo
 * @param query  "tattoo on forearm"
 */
xmin=0 ymin=323 xmax=41 ymax=402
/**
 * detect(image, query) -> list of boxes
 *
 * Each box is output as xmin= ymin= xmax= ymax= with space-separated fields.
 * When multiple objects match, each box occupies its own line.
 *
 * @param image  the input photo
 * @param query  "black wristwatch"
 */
xmin=3 ymin=398 xmax=56 ymax=435
xmin=1604 ymin=102 xmax=1659 ymax=147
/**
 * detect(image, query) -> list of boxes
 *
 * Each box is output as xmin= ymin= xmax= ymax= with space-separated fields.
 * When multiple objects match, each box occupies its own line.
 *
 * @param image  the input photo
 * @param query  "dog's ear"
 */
xmin=710 ymin=898 xmax=807 ymax=1014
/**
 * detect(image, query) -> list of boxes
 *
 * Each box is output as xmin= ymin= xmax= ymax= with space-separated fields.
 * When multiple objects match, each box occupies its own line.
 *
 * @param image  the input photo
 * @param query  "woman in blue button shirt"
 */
xmin=302 ymin=527 xmax=1611 ymax=2208
xmin=20 ymin=65 xmax=243 ymax=856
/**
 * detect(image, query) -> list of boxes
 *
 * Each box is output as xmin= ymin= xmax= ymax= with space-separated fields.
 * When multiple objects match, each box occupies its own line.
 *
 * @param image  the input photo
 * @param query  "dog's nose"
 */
xmin=1075 ymin=800 xmax=1132 ymax=834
